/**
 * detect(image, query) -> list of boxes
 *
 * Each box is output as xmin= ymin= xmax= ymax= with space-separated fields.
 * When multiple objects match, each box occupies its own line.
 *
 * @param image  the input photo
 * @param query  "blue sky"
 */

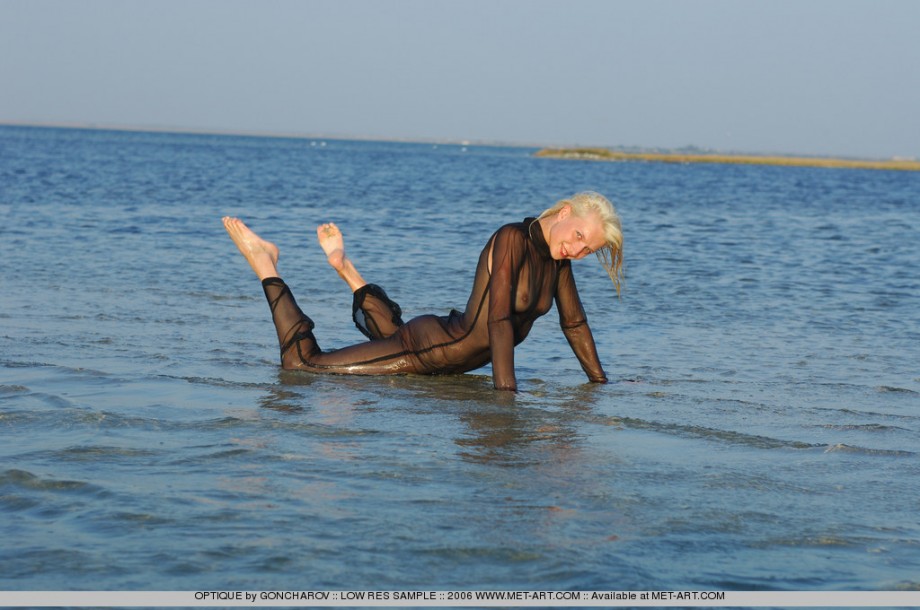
xmin=1 ymin=0 xmax=918 ymax=158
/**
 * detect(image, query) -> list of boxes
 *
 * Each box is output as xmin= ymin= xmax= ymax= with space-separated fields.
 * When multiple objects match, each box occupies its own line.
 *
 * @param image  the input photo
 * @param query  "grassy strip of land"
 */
xmin=534 ymin=147 xmax=920 ymax=172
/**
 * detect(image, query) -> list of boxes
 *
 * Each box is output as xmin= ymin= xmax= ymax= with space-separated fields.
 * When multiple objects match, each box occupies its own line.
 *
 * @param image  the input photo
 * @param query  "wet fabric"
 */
xmin=261 ymin=218 xmax=607 ymax=390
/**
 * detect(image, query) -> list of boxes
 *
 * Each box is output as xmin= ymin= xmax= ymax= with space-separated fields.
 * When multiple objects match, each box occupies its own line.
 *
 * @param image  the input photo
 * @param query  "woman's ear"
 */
xmin=557 ymin=204 xmax=571 ymax=220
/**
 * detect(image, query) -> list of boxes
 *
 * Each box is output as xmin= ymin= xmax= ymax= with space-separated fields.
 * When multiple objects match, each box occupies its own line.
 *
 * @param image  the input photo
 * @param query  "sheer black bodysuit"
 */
xmin=261 ymin=218 xmax=607 ymax=390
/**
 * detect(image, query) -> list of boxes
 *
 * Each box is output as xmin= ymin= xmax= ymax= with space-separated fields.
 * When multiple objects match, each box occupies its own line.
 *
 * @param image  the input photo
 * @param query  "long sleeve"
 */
xmin=555 ymin=261 xmax=607 ymax=383
xmin=487 ymin=226 xmax=525 ymax=391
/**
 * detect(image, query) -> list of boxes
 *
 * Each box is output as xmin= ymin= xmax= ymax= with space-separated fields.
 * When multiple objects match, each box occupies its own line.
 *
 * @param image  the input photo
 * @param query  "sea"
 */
xmin=1 ymin=125 xmax=918 ymax=593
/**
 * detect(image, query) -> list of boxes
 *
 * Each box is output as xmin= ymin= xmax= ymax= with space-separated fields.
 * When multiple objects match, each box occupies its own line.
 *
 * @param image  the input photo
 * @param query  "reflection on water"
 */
xmin=457 ymin=408 xmax=571 ymax=465
xmin=257 ymin=385 xmax=307 ymax=413
xmin=455 ymin=384 xmax=607 ymax=466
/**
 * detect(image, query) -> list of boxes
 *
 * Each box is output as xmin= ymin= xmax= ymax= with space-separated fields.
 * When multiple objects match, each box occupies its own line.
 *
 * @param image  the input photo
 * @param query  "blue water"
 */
xmin=1 ymin=125 xmax=919 ymax=591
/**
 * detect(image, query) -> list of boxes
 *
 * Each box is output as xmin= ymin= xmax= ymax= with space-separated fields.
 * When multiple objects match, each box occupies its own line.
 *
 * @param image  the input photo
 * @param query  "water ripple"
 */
xmin=2 ymin=127 xmax=919 ymax=591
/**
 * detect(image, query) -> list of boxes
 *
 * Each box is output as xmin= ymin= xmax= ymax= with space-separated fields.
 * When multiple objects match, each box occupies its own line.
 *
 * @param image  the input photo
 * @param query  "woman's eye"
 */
xmin=576 ymin=231 xmax=584 ymax=240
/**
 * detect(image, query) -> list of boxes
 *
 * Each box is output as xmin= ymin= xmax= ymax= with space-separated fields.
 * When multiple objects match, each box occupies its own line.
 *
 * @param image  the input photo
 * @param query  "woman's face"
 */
xmin=547 ymin=205 xmax=606 ymax=261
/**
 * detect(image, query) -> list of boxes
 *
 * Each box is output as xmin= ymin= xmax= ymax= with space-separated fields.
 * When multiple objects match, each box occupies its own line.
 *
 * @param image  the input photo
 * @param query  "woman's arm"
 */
xmin=555 ymin=261 xmax=608 ymax=383
xmin=487 ymin=226 xmax=525 ymax=391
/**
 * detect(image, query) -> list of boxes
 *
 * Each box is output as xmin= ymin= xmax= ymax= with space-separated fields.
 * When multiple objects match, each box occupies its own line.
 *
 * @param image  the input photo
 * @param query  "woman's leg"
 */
xmin=224 ymin=217 xmax=319 ymax=367
xmin=224 ymin=217 xmax=412 ymax=372
xmin=260 ymin=275 xmax=419 ymax=375
xmin=223 ymin=216 xmax=280 ymax=281
xmin=316 ymin=222 xmax=405 ymax=340
xmin=316 ymin=222 xmax=366 ymax=292
xmin=351 ymin=284 xmax=405 ymax=340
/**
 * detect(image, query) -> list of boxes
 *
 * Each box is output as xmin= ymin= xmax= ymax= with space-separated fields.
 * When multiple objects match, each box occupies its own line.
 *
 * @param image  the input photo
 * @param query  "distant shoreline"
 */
xmin=534 ymin=147 xmax=920 ymax=172
xmin=3 ymin=121 xmax=917 ymax=170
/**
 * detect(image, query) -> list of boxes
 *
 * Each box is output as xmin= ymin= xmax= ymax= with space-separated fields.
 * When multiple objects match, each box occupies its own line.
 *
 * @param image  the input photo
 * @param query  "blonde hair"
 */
xmin=538 ymin=191 xmax=624 ymax=295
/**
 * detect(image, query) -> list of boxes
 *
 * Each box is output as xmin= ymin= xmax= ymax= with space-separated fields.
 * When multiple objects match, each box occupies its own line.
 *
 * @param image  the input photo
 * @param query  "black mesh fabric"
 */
xmin=352 ymin=283 xmax=404 ymax=339
xmin=260 ymin=218 xmax=606 ymax=390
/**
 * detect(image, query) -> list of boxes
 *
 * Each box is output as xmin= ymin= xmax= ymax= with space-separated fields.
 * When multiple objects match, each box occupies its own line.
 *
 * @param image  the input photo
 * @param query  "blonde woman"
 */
xmin=223 ymin=191 xmax=623 ymax=391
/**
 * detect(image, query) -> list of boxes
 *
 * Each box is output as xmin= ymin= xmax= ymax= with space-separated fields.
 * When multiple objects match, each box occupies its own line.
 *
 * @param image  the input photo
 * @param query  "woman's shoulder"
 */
xmin=485 ymin=222 xmax=530 ymax=254
xmin=491 ymin=219 xmax=529 ymax=239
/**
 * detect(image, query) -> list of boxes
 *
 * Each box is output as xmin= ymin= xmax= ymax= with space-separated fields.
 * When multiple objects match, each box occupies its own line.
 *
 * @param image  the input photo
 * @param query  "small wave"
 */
xmin=84 ymin=410 xmax=170 ymax=431
xmin=199 ymin=416 xmax=250 ymax=429
xmin=157 ymin=373 xmax=268 ymax=390
xmin=823 ymin=443 xmax=915 ymax=457
xmin=22 ymin=391 xmax=78 ymax=410
xmin=186 ymin=291 xmax=260 ymax=302
xmin=821 ymin=423 xmax=910 ymax=432
xmin=75 ymin=510 xmax=176 ymax=539
xmin=1 ymin=360 xmax=119 ymax=381
xmin=0 ymin=468 xmax=105 ymax=495
xmin=417 ymin=545 xmax=544 ymax=563
xmin=0 ymin=384 xmax=29 ymax=394
xmin=820 ymin=406 xmax=919 ymax=422
xmin=877 ymin=385 xmax=918 ymax=394
xmin=615 ymin=416 xmax=917 ymax=457
xmin=0 ymin=407 xmax=172 ymax=433
xmin=618 ymin=416 xmax=820 ymax=450
xmin=1 ymin=548 xmax=106 ymax=580
xmin=39 ymin=445 xmax=162 ymax=461
xmin=168 ymin=447 xmax=255 ymax=465
xmin=758 ymin=534 xmax=870 ymax=549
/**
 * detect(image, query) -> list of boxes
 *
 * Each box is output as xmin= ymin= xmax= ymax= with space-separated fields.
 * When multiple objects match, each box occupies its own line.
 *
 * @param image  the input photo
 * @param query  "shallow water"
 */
xmin=1 ymin=126 xmax=919 ymax=591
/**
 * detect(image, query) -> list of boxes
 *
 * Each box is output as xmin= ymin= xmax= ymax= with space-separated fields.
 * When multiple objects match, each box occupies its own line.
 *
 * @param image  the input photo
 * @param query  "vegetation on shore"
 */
xmin=534 ymin=147 xmax=920 ymax=172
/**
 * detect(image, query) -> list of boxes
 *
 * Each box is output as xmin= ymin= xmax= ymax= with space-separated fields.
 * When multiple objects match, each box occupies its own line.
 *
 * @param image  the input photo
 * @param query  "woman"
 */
xmin=223 ymin=191 xmax=623 ymax=391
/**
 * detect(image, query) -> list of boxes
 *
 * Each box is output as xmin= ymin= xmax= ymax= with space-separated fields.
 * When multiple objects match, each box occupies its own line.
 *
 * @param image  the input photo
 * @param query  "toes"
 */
xmin=317 ymin=223 xmax=340 ymax=239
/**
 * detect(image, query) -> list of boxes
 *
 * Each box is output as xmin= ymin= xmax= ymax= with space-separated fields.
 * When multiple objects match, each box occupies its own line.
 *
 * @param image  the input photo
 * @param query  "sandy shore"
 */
xmin=534 ymin=147 xmax=920 ymax=172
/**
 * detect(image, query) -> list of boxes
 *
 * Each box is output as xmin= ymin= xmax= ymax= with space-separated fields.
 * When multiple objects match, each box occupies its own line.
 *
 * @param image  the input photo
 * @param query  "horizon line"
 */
xmin=0 ymin=119 xmax=906 ymax=162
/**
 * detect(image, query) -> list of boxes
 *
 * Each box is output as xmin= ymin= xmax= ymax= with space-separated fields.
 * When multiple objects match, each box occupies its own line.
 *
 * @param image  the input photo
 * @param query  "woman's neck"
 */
xmin=538 ymin=213 xmax=556 ymax=244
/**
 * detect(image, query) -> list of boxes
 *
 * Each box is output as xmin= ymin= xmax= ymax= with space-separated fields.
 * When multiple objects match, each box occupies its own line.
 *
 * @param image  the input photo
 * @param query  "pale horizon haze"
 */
xmin=2 ymin=0 xmax=918 ymax=159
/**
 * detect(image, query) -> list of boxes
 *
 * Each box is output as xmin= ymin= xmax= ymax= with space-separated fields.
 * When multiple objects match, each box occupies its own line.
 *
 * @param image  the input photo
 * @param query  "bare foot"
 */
xmin=316 ymin=222 xmax=346 ymax=271
xmin=223 ymin=217 xmax=280 ymax=280
xmin=316 ymin=222 xmax=367 ymax=292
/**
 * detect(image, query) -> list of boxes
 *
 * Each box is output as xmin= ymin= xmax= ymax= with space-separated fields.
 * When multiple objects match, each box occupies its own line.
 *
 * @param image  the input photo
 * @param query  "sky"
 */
xmin=1 ymin=0 xmax=918 ymax=158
